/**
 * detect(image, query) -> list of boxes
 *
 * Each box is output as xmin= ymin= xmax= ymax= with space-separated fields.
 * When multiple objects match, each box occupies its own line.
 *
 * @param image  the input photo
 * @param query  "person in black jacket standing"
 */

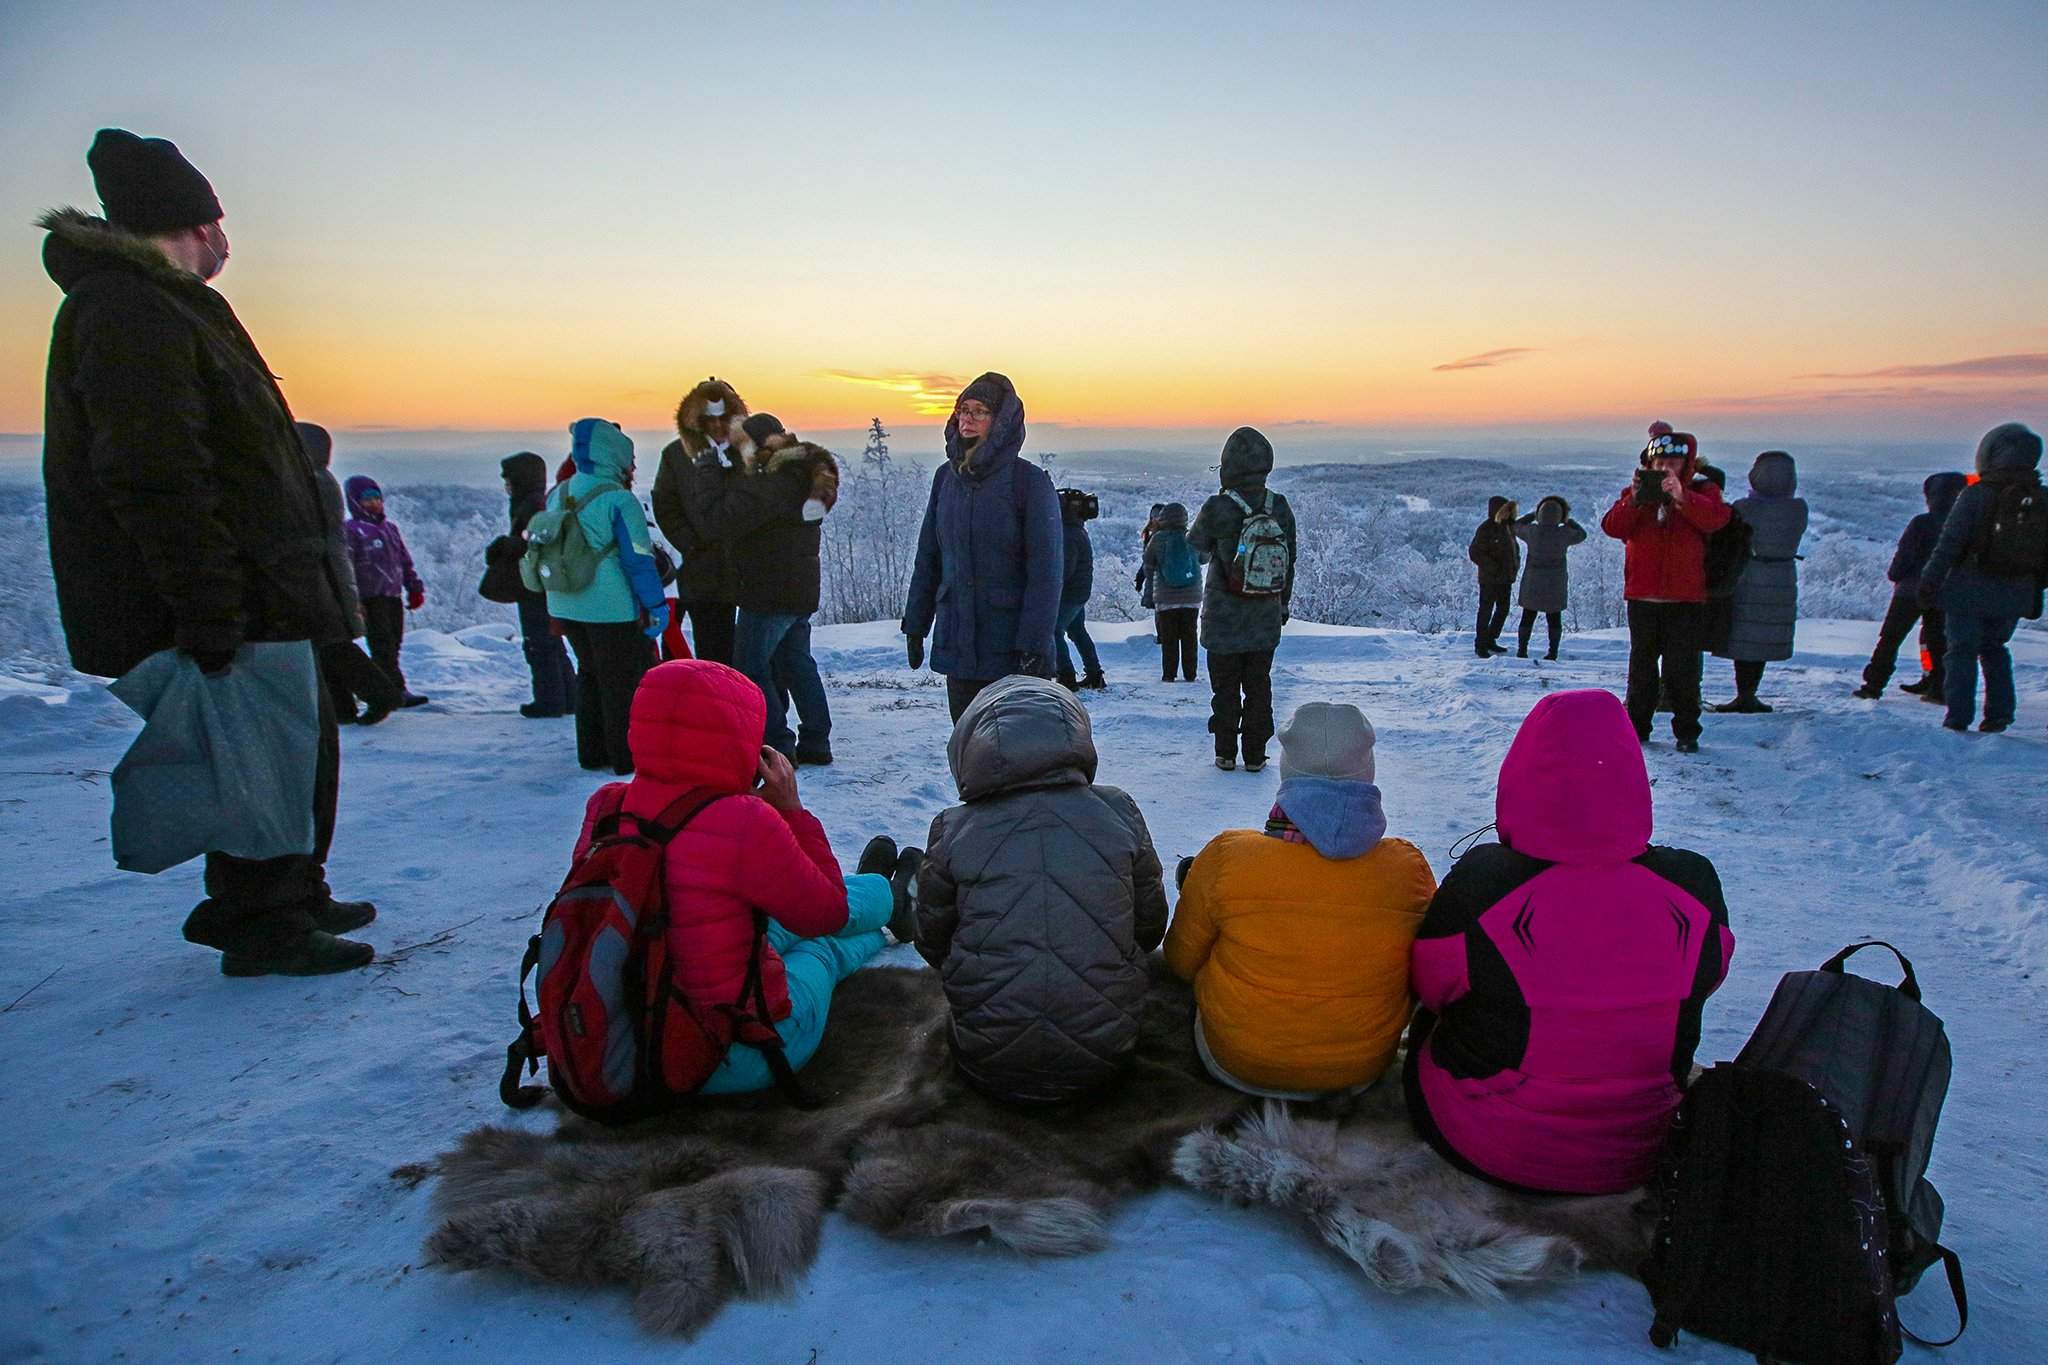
xmin=39 ymin=130 xmax=374 ymax=976
xmin=499 ymin=450 xmax=578 ymax=717
xmin=301 ymin=421 xmax=403 ymax=725
xmin=1854 ymin=471 xmax=1967 ymax=701
xmin=1469 ymin=496 xmax=1519 ymax=656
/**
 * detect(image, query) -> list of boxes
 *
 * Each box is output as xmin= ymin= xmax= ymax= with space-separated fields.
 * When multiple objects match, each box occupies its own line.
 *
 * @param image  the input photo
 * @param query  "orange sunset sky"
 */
xmin=3 ymin=2 xmax=2043 ymax=445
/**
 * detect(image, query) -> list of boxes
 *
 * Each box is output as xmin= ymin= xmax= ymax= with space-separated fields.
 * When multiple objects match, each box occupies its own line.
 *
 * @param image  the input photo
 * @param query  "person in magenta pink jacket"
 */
xmin=1403 ymin=688 xmax=1734 ymax=1195
xmin=570 ymin=658 xmax=896 ymax=1093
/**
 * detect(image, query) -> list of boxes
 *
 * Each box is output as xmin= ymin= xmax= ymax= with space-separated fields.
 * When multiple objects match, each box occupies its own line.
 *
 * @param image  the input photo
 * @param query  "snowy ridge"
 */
xmin=0 ymin=620 xmax=2042 ymax=1362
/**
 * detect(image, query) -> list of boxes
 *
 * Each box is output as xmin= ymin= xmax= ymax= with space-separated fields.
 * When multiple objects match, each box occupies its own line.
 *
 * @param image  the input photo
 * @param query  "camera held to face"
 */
xmin=1058 ymin=488 xmax=1100 ymax=521
xmin=1634 ymin=466 xmax=1669 ymax=507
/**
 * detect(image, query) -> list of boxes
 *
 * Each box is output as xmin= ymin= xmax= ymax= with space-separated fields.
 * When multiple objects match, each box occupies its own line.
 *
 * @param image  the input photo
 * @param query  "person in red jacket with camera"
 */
xmin=1601 ymin=423 xmax=1732 ymax=752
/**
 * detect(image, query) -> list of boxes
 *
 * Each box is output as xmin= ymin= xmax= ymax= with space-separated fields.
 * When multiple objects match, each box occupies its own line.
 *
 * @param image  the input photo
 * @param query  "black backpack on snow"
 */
xmin=1642 ymin=941 xmax=1967 ymax=1364
xmin=1703 ymin=506 xmax=1753 ymax=597
xmin=1974 ymin=475 xmax=2048 ymax=584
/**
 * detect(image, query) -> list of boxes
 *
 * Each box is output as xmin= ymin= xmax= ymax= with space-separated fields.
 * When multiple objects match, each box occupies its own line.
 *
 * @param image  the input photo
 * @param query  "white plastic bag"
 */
xmin=107 ymin=642 xmax=320 ymax=874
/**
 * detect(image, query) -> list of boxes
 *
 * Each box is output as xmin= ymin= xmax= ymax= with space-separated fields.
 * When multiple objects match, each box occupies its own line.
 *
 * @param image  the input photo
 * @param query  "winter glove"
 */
xmin=1134 ymin=569 xmax=1145 ymax=590
xmin=644 ymin=602 xmax=672 ymax=641
xmin=906 ymin=635 xmax=925 ymax=670
xmin=406 ymin=586 xmax=426 ymax=611
xmin=185 ymin=646 xmax=236 ymax=677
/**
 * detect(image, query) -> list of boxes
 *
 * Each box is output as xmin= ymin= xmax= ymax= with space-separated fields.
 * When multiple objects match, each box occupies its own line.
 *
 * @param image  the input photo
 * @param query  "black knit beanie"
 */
xmin=742 ymin=413 xmax=787 ymax=445
xmin=956 ymin=376 xmax=1005 ymax=414
xmin=88 ymin=129 xmax=223 ymax=233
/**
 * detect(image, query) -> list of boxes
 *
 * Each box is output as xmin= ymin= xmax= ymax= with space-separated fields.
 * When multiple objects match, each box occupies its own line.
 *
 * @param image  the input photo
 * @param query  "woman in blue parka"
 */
xmin=901 ymin=373 xmax=1064 ymax=722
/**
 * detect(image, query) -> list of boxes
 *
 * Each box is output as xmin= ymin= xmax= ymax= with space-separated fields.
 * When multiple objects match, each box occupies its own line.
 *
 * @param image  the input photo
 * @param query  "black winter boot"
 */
xmin=856 ymin=835 xmax=899 ymax=878
xmin=1079 ymin=672 xmax=1107 ymax=690
xmin=886 ymin=847 xmax=923 ymax=945
xmin=312 ymin=899 xmax=377 ymax=935
xmin=221 ymin=930 xmax=375 ymax=977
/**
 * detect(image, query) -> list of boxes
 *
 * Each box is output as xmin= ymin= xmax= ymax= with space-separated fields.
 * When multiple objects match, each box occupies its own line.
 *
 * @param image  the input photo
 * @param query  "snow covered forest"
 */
xmin=0 ymin=452 xmax=1941 ymax=684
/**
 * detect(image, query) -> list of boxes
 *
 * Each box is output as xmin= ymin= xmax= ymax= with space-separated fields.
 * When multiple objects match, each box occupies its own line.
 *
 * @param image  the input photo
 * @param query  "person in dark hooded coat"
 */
xmin=494 ymin=450 xmax=578 ymax=717
xmin=1919 ymin=422 xmax=2046 ymax=732
xmin=900 ymin=374 xmax=1064 ymax=722
xmin=1854 ymin=471 xmax=1968 ymax=701
xmin=915 ymin=676 xmax=1168 ymax=1106
xmin=300 ymin=422 xmax=403 ymax=725
xmin=1187 ymin=427 xmax=1297 ymax=770
xmin=1140 ymin=501 xmax=1203 ymax=681
xmin=650 ymin=377 xmax=750 ymax=665
xmin=1712 ymin=451 xmax=1808 ymax=712
xmin=1468 ymin=496 xmax=1519 ymax=656
xmin=1511 ymin=495 xmax=1586 ymax=659
xmin=38 ymin=129 xmax=370 ymax=976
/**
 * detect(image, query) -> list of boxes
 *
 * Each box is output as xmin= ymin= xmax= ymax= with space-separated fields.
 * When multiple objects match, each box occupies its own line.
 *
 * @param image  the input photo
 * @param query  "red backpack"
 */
xmin=498 ymin=789 xmax=809 ymax=1124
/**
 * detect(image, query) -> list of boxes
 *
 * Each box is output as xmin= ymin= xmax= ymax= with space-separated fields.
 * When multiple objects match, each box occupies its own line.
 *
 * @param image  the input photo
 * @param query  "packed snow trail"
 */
xmin=0 ymin=620 xmax=2040 ymax=1363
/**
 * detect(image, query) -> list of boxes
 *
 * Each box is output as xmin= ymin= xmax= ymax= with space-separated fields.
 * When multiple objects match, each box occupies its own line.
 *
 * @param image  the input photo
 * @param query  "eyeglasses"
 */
xmin=955 ymin=402 xmax=993 ymax=420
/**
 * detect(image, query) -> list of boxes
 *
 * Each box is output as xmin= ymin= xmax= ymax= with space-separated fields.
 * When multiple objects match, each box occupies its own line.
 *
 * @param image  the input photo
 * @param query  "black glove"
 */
xmin=906 ymin=635 xmax=925 ymax=670
xmin=186 ymin=647 xmax=236 ymax=676
xmin=1134 ymin=569 xmax=1145 ymax=589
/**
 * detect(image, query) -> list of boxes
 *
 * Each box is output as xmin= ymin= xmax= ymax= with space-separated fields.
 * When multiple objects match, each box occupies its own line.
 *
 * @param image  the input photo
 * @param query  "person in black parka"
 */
xmin=498 ymin=450 xmax=578 ymax=717
xmin=1854 ymin=471 xmax=1968 ymax=702
xmin=39 ymin=130 xmax=371 ymax=977
xmin=1468 ymin=496 xmax=1519 ymax=657
xmin=301 ymin=421 xmax=404 ymax=725
xmin=1187 ymin=427 xmax=1297 ymax=771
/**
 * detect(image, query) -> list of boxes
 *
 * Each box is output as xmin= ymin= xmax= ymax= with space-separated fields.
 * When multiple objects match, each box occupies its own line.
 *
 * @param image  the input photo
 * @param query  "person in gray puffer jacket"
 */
xmin=1712 ymin=451 xmax=1808 ymax=713
xmin=914 ymin=675 xmax=1169 ymax=1106
xmin=1511 ymin=495 xmax=1587 ymax=659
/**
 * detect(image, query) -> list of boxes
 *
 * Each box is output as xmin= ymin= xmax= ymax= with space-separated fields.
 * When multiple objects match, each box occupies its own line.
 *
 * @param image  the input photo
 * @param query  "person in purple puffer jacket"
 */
xmin=344 ymin=475 xmax=429 ymax=707
xmin=1404 ymin=688 xmax=1734 ymax=1195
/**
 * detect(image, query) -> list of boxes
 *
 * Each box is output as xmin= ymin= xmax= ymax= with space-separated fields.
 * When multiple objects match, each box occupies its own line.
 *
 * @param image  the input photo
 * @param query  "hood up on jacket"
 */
xmin=626 ymin=660 xmax=766 ymax=795
xmin=1274 ymin=777 xmax=1388 ymax=859
xmin=1536 ymin=495 xmax=1570 ymax=525
xmin=1485 ymin=495 xmax=1509 ymax=518
xmin=1922 ymin=471 xmax=1968 ymax=520
xmin=948 ymin=675 xmax=1095 ymax=802
xmin=944 ymin=372 xmax=1026 ymax=478
xmin=296 ymin=422 xmax=334 ymax=471
xmin=38 ymin=207 xmax=193 ymax=294
xmin=1975 ymin=421 xmax=2043 ymax=478
xmin=1748 ymin=450 xmax=1798 ymax=498
xmin=1219 ymin=427 xmax=1274 ymax=491
xmin=1494 ymin=689 xmax=1652 ymax=865
xmin=502 ymin=451 xmax=548 ymax=497
xmin=673 ymin=378 xmax=751 ymax=460
xmin=1157 ymin=501 xmax=1190 ymax=531
xmin=568 ymin=418 xmax=634 ymax=482
xmin=343 ymin=474 xmax=384 ymax=521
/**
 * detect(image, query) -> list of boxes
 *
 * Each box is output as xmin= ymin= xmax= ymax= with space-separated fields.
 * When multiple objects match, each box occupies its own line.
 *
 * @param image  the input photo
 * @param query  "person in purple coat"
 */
xmin=900 ymin=373 xmax=1064 ymax=722
xmin=343 ymin=476 xmax=429 ymax=707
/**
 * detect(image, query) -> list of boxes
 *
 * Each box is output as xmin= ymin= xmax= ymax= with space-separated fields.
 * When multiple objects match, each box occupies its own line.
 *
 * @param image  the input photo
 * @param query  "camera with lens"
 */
xmin=1633 ymin=466 xmax=1669 ymax=507
xmin=1057 ymin=488 xmax=1100 ymax=521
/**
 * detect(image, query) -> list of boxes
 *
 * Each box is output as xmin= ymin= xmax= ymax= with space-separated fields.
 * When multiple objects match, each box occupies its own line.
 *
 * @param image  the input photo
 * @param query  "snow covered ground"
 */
xmin=2 ymin=618 xmax=2043 ymax=1363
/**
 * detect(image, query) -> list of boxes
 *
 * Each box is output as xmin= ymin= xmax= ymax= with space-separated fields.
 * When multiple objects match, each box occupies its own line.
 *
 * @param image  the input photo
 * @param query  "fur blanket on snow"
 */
xmin=421 ymin=963 xmax=1649 ymax=1336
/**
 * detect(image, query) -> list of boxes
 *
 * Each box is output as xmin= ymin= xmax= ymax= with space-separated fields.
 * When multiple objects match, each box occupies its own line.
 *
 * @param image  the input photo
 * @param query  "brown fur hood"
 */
xmin=673 ymin=378 xmax=752 ymax=459
xmin=39 ymin=207 xmax=194 ymax=293
xmin=752 ymin=433 xmax=842 ymax=509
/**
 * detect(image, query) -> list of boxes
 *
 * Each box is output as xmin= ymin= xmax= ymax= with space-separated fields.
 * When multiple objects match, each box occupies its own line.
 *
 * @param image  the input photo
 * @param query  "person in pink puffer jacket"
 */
xmin=1403 ymin=688 xmax=1734 ymax=1195
xmin=571 ymin=659 xmax=905 ymax=1094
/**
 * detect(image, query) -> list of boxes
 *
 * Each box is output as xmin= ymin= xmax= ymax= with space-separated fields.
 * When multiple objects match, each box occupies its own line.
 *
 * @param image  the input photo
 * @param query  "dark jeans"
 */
xmin=319 ymin=639 xmax=402 ymax=718
xmin=683 ymin=599 xmax=737 ymax=667
xmin=735 ymin=610 xmax=831 ymax=757
xmin=1054 ymin=602 xmax=1102 ymax=680
xmin=1517 ymin=609 xmax=1561 ymax=657
xmin=563 ymin=619 xmax=656 ymax=773
xmin=193 ymin=669 xmax=340 ymax=946
xmin=363 ymin=595 xmax=407 ymax=693
xmin=517 ymin=594 xmax=577 ymax=714
xmin=1732 ymin=659 xmax=1767 ymax=697
xmin=1157 ymin=608 xmax=1198 ymax=680
xmin=1208 ymin=649 xmax=1275 ymax=761
xmin=1625 ymin=601 xmax=1706 ymax=743
xmin=1863 ymin=598 xmax=1945 ymax=689
xmin=1475 ymin=582 xmax=1511 ymax=652
xmin=1944 ymin=612 xmax=2018 ymax=728
xmin=946 ymin=675 xmax=995 ymax=723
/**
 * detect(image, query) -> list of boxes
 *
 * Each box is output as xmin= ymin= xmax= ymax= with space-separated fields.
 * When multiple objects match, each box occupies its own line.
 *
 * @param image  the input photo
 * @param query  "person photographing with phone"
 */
xmin=1601 ymin=422 xmax=1732 ymax=752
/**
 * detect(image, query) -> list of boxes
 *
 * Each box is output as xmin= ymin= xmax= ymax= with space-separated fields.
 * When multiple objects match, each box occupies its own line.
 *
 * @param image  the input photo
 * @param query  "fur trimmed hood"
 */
xmin=674 ymin=378 xmax=752 ymax=460
xmin=749 ymin=434 xmax=842 ymax=510
xmin=39 ymin=206 xmax=194 ymax=293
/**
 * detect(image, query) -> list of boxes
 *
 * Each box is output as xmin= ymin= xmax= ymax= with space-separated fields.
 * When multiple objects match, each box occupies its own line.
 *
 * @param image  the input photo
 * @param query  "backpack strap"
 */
xmin=587 ymin=784 xmax=634 ymax=842
xmin=499 ymin=933 xmax=548 ymax=1109
xmin=1901 ymin=1244 xmax=1968 ymax=1349
xmin=1261 ymin=491 xmax=1275 ymax=515
xmin=728 ymin=909 xmax=821 ymax=1109
xmin=1225 ymin=489 xmax=1253 ymax=516
xmin=1822 ymin=940 xmax=1921 ymax=1002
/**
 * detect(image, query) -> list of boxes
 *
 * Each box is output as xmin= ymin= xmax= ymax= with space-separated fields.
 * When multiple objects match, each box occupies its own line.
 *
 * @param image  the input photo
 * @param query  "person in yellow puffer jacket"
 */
xmin=1165 ymin=702 xmax=1437 ymax=1098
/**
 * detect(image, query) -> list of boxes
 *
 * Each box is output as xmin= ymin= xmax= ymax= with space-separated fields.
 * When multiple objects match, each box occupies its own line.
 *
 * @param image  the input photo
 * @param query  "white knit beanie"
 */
xmin=1278 ymin=702 xmax=1376 ymax=782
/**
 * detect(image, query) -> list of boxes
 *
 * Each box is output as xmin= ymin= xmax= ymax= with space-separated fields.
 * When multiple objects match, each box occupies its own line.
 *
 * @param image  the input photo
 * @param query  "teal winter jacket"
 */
xmin=542 ymin=418 xmax=667 ymax=626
